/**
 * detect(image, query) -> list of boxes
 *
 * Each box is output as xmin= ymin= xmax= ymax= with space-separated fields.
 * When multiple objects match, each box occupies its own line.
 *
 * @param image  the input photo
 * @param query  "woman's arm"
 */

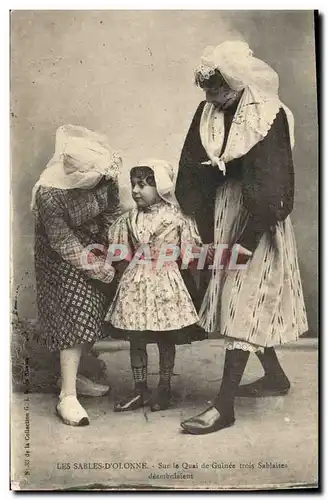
xmin=175 ymin=101 xmax=211 ymax=214
xmin=97 ymin=179 xmax=122 ymax=246
xmin=35 ymin=187 xmax=114 ymax=283
xmin=236 ymin=107 xmax=294 ymax=252
xmin=175 ymin=101 xmax=223 ymax=243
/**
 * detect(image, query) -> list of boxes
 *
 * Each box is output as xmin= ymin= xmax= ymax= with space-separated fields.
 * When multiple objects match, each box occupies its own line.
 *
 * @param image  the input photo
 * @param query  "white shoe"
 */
xmin=56 ymin=395 xmax=90 ymax=426
xmin=57 ymin=375 xmax=110 ymax=397
xmin=76 ymin=375 xmax=110 ymax=397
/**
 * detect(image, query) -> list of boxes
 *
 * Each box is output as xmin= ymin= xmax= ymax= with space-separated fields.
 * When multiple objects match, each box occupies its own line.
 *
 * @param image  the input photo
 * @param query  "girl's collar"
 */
xmin=139 ymin=200 xmax=166 ymax=213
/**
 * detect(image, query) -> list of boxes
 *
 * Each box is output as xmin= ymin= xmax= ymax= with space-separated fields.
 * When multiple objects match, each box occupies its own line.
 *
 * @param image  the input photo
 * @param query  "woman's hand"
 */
xmin=96 ymin=262 xmax=116 ymax=283
xmin=96 ymin=260 xmax=115 ymax=283
xmin=88 ymin=253 xmax=116 ymax=283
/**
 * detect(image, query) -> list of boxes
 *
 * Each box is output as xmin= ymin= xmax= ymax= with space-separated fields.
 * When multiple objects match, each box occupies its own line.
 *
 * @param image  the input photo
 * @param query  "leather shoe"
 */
xmin=181 ymin=406 xmax=235 ymax=435
xmin=114 ymin=390 xmax=151 ymax=412
xmin=236 ymin=376 xmax=290 ymax=397
xmin=150 ymin=387 xmax=171 ymax=412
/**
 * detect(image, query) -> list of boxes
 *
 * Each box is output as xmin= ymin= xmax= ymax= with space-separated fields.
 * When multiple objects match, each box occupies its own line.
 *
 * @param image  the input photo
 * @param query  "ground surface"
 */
xmin=11 ymin=339 xmax=318 ymax=491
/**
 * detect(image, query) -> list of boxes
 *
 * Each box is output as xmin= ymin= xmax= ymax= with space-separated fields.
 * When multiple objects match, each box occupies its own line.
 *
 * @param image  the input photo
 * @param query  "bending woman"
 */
xmin=32 ymin=125 xmax=120 ymax=426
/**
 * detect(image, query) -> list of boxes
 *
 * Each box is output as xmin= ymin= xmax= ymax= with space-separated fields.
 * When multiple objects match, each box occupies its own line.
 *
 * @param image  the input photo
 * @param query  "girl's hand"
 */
xmin=206 ymin=244 xmax=252 ymax=267
xmin=232 ymin=244 xmax=253 ymax=265
xmin=207 ymin=243 xmax=215 ymax=264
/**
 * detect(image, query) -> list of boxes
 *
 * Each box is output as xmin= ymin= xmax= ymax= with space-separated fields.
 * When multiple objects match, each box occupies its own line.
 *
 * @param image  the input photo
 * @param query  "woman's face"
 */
xmin=131 ymin=175 xmax=161 ymax=208
xmin=201 ymin=72 xmax=240 ymax=110
xmin=205 ymin=87 xmax=238 ymax=110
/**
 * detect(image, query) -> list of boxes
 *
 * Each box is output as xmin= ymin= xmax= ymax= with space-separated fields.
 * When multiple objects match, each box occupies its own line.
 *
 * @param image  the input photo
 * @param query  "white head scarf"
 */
xmin=196 ymin=41 xmax=280 ymax=96
xmin=31 ymin=125 xmax=122 ymax=211
xmin=134 ymin=159 xmax=179 ymax=206
xmin=195 ymin=41 xmax=295 ymax=175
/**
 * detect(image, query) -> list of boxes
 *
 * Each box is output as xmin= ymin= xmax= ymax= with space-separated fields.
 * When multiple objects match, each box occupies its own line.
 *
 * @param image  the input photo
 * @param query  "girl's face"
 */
xmin=131 ymin=175 xmax=161 ymax=208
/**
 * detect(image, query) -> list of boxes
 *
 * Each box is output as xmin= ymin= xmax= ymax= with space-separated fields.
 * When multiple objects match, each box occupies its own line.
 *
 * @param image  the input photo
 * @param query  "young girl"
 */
xmin=105 ymin=159 xmax=206 ymax=412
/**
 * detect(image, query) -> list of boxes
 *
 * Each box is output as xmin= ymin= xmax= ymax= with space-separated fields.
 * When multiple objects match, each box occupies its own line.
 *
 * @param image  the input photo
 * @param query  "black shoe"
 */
xmin=150 ymin=387 xmax=171 ymax=412
xmin=236 ymin=376 xmax=291 ymax=397
xmin=114 ymin=389 xmax=151 ymax=412
xmin=180 ymin=406 xmax=235 ymax=435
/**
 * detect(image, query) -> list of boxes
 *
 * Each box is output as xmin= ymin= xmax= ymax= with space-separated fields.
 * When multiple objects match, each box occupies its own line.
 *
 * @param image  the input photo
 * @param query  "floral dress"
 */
xmin=105 ymin=201 xmax=206 ymax=344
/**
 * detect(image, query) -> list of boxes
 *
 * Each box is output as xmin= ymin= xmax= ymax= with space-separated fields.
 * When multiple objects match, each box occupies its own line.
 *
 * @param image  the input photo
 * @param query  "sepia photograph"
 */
xmin=10 ymin=9 xmax=318 ymax=491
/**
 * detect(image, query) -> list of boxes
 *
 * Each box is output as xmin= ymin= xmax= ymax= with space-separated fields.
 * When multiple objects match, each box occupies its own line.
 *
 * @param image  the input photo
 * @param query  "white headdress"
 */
xmin=195 ymin=41 xmax=281 ymax=95
xmin=31 ymin=125 xmax=122 ymax=211
xmin=195 ymin=41 xmax=295 ymax=174
xmin=134 ymin=159 xmax=179 ymax=206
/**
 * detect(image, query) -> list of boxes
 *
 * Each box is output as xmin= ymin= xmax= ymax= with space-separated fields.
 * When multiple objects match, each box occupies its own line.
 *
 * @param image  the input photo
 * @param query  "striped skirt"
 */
xmin=198 ymin=179 xmax=308 ymax=348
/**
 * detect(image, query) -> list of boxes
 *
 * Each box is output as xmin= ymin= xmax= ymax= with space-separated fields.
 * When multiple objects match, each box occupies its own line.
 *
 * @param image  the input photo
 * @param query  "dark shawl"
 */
xmin=175 ymin=101 xmax=295 ymax=252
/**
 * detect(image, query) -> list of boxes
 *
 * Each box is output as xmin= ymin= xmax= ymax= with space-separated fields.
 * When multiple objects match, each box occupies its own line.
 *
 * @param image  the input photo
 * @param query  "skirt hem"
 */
xmin=104 ymin=323 xmax=207 ymax=345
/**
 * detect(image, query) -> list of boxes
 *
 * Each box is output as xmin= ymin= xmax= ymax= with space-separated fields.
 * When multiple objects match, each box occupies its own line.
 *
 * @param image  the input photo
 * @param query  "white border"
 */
xmin=2 ymin=4 xmax=322 ymax=498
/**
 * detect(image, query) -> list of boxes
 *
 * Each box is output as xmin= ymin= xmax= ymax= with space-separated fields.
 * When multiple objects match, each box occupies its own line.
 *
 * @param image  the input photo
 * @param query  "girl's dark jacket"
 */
xmin=175 ymin=100 xmax=295 ymax=252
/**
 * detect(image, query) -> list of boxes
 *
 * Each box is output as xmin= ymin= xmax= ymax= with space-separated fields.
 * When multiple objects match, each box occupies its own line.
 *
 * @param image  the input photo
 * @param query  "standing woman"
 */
xmin=175 ymin=41 xmax=308 ymax=434
xmin=32 ymin=125 xmax=121 ymax=426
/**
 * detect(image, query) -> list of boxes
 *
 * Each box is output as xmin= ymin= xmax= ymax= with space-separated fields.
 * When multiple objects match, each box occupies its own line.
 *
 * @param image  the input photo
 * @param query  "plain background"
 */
xmin=10 ymin=10 xmax=318 ymax=335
